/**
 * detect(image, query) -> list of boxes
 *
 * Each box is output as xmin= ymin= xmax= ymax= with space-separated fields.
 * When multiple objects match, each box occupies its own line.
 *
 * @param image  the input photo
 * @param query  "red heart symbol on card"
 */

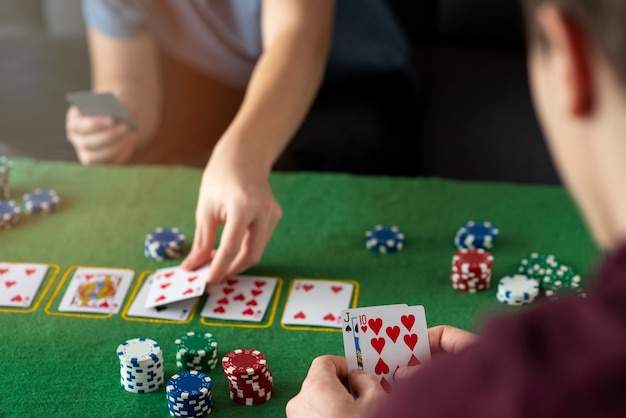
xmin=386 ymin=326 xmax=400 ymax=343
xmin=187 ymin=276 xmax=198 ymax=283
xmin=242 ymin=308 xmax=254 ymax=316
xmin=374 ymin=358 xmax=389 ymax=375
xmin=163 ymin=272 xmax=174 ymax=279
xmin=323 ymin=313 xmax=336 ymax=322
xmin=213 ymin=306 xmax=225 ymax=314
xmin=25 ymin=269 xmax=36 ymax=276
xmin=368 ymin=318 xmax=383 ymax=335
xmin=408 ymin=354 xmax=421 ymax=366
xmin=226 ymin=278 xmax=238 ymax=286
xmin=234 ymin=293 xmax=245 ymax=301
xmin=302 ymin=284 xmax=314 ymax=292
xmin=160 ymin=283 xmax=171 ymax=289
xmin=183 ymin=288 xmax=195 ymax=295
xmin=251 ymin=289 xmax=263 ymax=297
xmin=10 ymin=294 xmax=22 ymax=302
xmin=85 ymin=274 xmax=94 ymax=280
xmin=0 ymin=268 xmax=8 ymax=275
xmin=401 ymin=314 xmax=415 ymax=331
xmin=371 ymin=337 xmax=386 ymax=354
xmin=254 ymin=281 xmax=266 ymax=287
xmin=380 ymin=377 xmax=393 ymax=393
xmin=294 ymin=311 xmax=306 ymax=319
xmin=223 ymin=287 xmax=234 ymax=295
xmin=155 ymin=295 xmax=166 ymax=303
xmin=5 ymin=281 xmax=16 ymax=288
xmin=361 ymin=325 xmax=368 ymax=333
xmin=404 ymin=334 xmax=418 ymax=350
xmin=331 ymin=286 xmax=343 ymax=294
xmin=217 ymin=297 xmax=229 ymax=305
xmin=99 ymin=301 xmax=109 ymax=308
xmin=246 ymin=299 xmax=258 ymax=306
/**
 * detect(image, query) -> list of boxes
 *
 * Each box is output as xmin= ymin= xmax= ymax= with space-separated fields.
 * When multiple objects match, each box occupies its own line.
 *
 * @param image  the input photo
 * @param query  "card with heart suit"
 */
xmin=126 ymin=274 xmax=196 ymax=321
xmin=144 ymin=264 xmax=210 ymax=308
xmin=201 ymin=275 xmax=278 ymax=322
xmin=0 ymin=262 xmax=49 ymax=308
xmin=341 ymin=304 xmax=431 ymax=393
xmin=281 ymin=279 xmax=355 ymax=328
xmin=58 ymin=267 xmax=134 ymax=314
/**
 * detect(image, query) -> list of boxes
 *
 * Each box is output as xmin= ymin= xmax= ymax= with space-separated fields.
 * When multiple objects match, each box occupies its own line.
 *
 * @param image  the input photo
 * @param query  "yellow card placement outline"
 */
xmin=121 ymin=269 xmax=200 ymax=325
xmin=279 ymin=278 xmax=360 ymax=333
xmin=199 ymin=277 xmax=284 ymax=329
xmin=0 ymin=261 xmax=61 ymax=314
xmin=44 ymin=264 xmax=135 ymax=320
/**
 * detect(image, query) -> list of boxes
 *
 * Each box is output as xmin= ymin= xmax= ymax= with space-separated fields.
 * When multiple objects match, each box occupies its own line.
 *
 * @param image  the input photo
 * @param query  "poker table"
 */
xmin=0 ymin=158 xmax=599 ymax=417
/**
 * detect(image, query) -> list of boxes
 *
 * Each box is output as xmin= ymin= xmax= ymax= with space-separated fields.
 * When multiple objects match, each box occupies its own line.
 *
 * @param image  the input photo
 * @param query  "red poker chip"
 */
xmin=222 ymin=349 xmax=267 ymax=376
xmin=230 ymin=385 xmax=273 ymax=398
xmin=229 ymin=391 xmax=272 ymax=405
xmin=226 ymin=368 xmax=272 ymax=383
xmin=229 ymin=380 xmax=273 ymax=393
xmin=452 ymin=249 xmax=493 ymax=272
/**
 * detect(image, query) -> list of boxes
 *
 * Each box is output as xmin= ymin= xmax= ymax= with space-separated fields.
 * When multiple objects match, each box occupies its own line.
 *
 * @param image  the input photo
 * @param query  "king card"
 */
xmin=58 ymin=267 xmax=134 ymax=314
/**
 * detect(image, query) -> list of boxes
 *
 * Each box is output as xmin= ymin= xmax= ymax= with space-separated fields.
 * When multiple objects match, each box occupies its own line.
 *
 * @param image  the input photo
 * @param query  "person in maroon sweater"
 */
xmin=286 ymin=0 xmax=626 ymax=416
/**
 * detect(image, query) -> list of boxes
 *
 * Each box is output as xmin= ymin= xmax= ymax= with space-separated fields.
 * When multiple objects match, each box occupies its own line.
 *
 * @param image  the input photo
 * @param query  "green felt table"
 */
xmin=0 ymin=158 xmax=600 ymax=418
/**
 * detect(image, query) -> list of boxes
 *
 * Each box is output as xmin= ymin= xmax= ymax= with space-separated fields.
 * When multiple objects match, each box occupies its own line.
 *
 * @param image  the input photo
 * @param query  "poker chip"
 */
xmin=0 ymin=156 xmax=12 ymax=200
xmin=496 ymin=274 xmax=540 ymax=306
xmin=364 ymin=225 xmax=405 ymax=253
xmin=518 ymin=253 xmax=585 ymax=301
xmin=450 ymin=248 xmax=493 ymax=293
xmin=222 ymin=348 xmax=273 ymax=406
xmin=22 ymin=189 xmax=60 ymax=214
xmin=117 ymin=338 xmax=164 ymax=394
xmin=175 ymin=331 xmax=219 ymax=372
xmin=454 ymin=220 xmax=499 ymax=250
xmin=145 ymin=227 xmax=185 ymax=261
xmin=0 ymin=200 xmax=20 ymax=229
xmin=166 ymin=371 xmax=213 ymax=417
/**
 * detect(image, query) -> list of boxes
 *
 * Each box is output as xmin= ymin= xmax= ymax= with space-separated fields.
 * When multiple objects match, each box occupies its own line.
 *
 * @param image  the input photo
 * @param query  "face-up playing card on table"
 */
xmin=58 ymin=267 xmax=134 ymax=314
xmin=0 ymin=262 xmax=49 ymax=308
xmin=341 ymin=304 xmax=431 ymax=393
xmin=144 ymin=264 xmax=210 ymax=308
xmin=127 ymin=274 xmax=196 ymax=321
xmin=281 ymin=279 xmax=354 ymax=328
xmin=201 ymin=275 xmax=278 ymax=322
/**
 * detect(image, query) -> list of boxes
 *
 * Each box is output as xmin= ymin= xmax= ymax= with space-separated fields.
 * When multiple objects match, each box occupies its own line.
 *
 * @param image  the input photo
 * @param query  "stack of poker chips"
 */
xmin=222 ymin=348 xmax=273 ymax=406
xmin=454 ymin=220 xmax=499 ymax=250
xmin=23 ymin=189 xmax=60 ymax=214
xmin=0 ymin=156 xmax=13 ymax=200
xmin=117 ymin=337 xmax=164 ymax=394
xmin=451 ymin=248 xmax=493 ymax=293
xmin=496 ymin=274 xmax=540 ymax=306
xmin=166 ymin=371 xmax=213 ymax=417
xmin=0 ymin=200 xmax=20 ymax=229
xmin=518 ymin=252 xmax=585 ymax=300
xmin=175 ymin=331 xmax=219 ymax=372
xmin=145 ymin=227 xmax=185 ymax=261
xmin=364 ymin=225 xmax=405 ymax=253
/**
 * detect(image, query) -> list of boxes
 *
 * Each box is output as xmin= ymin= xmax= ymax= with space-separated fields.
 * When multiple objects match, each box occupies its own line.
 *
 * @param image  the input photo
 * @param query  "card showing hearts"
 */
xmin=341 ymin=304 xmax=431 ymax=393
xmin=281 ymin=279 xmax=355 ymax=328
xmin=58 ymin=267 xmax=134 ymax=314
xmin=144 ymin=264 xmax=210 ymax=308
xmin=200 ymin=275 xmax=278 ymax=322
xmin=0 ymin=262 xmax=49 ymax=308
xmin=127 ymin=274 xmax=196 ymax=321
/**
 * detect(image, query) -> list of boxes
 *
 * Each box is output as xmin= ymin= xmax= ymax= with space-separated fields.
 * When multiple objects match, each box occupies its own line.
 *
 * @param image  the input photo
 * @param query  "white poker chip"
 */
xmin=496 ymin=274 xmax=540 ymax=306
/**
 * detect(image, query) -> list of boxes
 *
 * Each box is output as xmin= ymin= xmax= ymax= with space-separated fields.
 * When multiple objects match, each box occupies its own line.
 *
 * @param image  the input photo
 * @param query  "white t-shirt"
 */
xmin=82 ymin=0 xmax=411 ymax=88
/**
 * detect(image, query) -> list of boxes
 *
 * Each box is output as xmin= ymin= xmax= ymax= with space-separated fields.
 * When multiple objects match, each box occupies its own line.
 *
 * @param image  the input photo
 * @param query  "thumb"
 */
xmin=349 ymin=370 xmax=383 ymax=398
xmin=393 ymin=365 xmax=420 ymax=383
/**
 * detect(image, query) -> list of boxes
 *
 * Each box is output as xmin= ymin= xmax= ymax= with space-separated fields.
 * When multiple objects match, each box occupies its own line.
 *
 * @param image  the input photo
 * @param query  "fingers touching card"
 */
xmin=144 ymin=264 xmax=210 ymax=309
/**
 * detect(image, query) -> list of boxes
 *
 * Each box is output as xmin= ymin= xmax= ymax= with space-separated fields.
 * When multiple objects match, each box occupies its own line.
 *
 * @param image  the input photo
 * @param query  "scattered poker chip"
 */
xmin=0 ymin=200 xmax=20 ymax=229
xmin=145 ymin=227 xmax=185 ymax=261
xmin=222 ymin=348 xmax=273 ymax=406
xmin=364 ymin=225 xmax=405 ymax=253
xmin=517 ymin=252 xmax=585 ymax=301
xmin=496 ymin=274 xmax=540 ymax=306
xmin=175 ymin=331 xmax=219 ymax=372
xmin=166 ymin=371 xmax=213 ymax=417
xmin=454 ymin=220 xmax=499 ymax=250
xmin=117 ymin=338 xmax=164 ymax=394
xmin=450 ymin=248 xmax=493 ymax=293
xmin=22 ymin=189 xmax=60 ymax=214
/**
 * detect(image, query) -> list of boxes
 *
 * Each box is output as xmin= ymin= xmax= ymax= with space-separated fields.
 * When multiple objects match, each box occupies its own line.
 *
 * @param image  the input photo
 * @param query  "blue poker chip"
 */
xmin=454 ymin=220 xmax=499 ymax=250
xmin=167 ymin=371 xmax=213 ymax=399
xmin=22 ymin=189 xmax=60 ymax=214
xmin=144 ymin=227 xmax=185 ymax=261
xmin=0 ymin=200 xmax=20 ymax=228
xmin=364 ymin=225 xmax=405 ymax=253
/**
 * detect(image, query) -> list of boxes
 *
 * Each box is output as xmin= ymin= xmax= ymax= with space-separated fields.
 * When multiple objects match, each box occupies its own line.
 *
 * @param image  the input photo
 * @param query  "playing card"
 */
xmin=200 ymin=275 xmax=278 ymax=322
xmin=58 ymin=267 xmax=134 ymax=314
xmin=281 ymin=279 xmax=354 ymax=328
xmin=144 ymin=264 xmax=210 ymax=308
xmin=126 ymin=274 xmax=196 ymax=321
xmin=0 ymin=262 xmax=49 ymax=308
xmin=342 ymin=304 xmax=431 ymax=393
xmin=65 ymin=91 xmax=137 ymax=129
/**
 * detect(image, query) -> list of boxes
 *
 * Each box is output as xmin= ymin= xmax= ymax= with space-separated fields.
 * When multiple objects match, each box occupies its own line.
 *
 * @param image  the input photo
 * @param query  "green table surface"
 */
xmin=0 ymin=159 xmax=600 ymax=418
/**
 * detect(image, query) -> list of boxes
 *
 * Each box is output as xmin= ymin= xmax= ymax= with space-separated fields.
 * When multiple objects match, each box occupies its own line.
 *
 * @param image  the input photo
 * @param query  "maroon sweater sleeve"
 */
xmin=377 ymin=245 xmax=626 ymax=418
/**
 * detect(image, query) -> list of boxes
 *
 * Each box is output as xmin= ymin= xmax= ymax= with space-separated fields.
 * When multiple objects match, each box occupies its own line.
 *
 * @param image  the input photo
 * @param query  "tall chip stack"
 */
xmin=166 ymin=371 xmax=213 ymax=417
xmin=451 ymin=248 xmax=493 ymax=293
xmin=117 ymin=337 xmax=164 ymax=394
xmin=175 ymin=331 xmax=219 ymax=372
xmin=222 ymin=348 xmax=273 ymax=405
